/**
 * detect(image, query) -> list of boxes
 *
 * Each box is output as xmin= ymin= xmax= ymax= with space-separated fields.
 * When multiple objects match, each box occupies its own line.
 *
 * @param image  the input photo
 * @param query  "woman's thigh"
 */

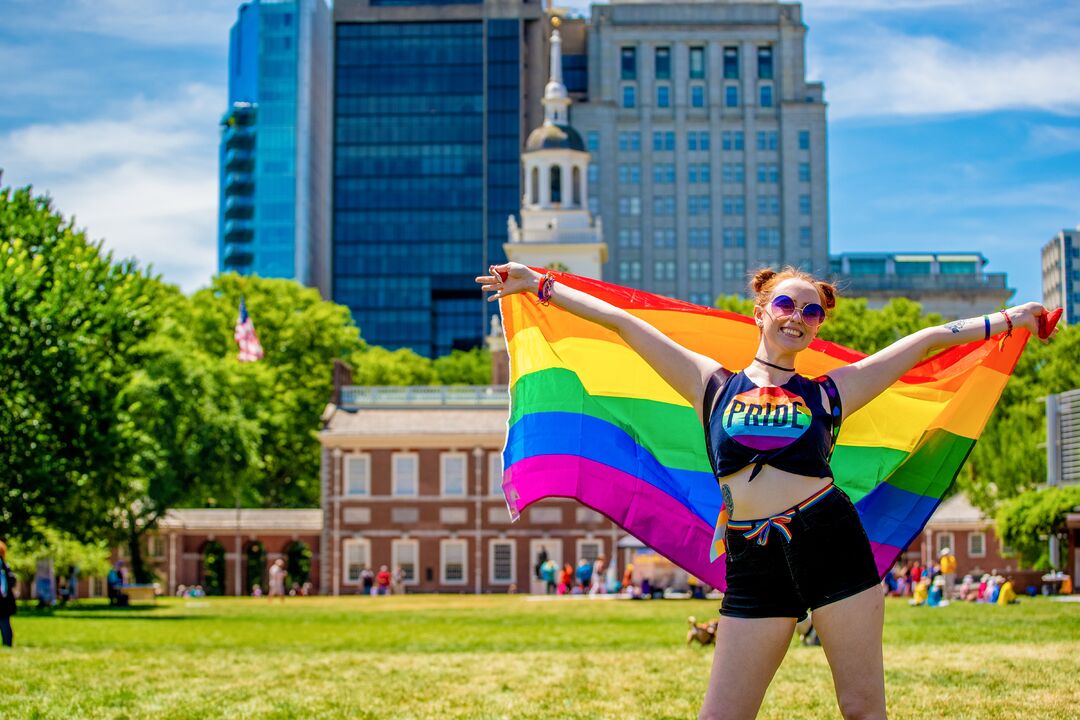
xmin=812 ymin=584 xmax=886 ymax=719
xmin=699 ymin=615 xmax=795 ymax=720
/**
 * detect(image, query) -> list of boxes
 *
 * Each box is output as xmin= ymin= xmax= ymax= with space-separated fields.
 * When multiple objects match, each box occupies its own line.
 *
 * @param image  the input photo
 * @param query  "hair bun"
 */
xmin=815 ymin=281 xmax=838 ymax=310
xmin=750 ymin=267 xmax=777 ymax=294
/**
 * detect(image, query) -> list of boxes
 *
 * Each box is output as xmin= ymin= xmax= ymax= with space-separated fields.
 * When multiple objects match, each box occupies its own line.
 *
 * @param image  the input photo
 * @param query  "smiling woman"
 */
xmin=477 ymin=261 xmax=1055 ymax=720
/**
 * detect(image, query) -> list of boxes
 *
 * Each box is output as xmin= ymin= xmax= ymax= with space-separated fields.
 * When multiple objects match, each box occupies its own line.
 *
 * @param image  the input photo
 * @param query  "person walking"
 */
xmin=268 ymin=558 xmax=287 ymax=602
xmin=0 ymin=541 xmax=16 ymax=647
xmin=478 ymin=261 xmax=1054 ymax=719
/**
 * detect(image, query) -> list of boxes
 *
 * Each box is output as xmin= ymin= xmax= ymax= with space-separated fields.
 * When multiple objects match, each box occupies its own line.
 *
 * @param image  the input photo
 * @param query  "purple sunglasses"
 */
xmin=768 ymin=294 xmax=826 ymax=327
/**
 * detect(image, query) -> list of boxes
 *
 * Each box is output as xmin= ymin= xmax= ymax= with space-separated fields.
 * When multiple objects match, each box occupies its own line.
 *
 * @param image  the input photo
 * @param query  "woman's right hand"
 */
xmin=476 ymin=262 xmax=540 ymax=302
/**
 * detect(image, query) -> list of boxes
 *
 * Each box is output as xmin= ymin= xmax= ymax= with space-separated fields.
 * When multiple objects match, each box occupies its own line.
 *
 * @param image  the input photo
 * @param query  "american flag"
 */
xmin=234 ymin=298 xmax=264 ymax=362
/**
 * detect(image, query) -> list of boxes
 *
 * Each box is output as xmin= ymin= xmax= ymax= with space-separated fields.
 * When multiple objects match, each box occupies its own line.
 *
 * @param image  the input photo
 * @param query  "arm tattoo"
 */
xmin=721 ymin=484 xmax=734 ymax=517
xmin=944 ymin=318 xmax=967 ymax=334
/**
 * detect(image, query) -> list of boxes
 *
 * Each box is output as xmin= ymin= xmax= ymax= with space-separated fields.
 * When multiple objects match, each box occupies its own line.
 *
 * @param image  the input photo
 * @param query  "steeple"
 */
xmin=543 ymin=23 xmax=569 ymax=125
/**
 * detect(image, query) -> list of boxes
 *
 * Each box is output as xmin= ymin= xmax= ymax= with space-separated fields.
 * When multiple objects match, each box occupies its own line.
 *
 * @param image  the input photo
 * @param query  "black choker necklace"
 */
xmin=754 ymin=357 xmax=795 ymax=372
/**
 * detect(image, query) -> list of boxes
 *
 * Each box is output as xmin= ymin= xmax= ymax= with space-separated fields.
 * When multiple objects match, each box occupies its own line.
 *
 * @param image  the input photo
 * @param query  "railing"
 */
xmin=339 ymin=385 xmax=509 ymax=409
xmin=830 ymin=272 xmax=1010 ymax=292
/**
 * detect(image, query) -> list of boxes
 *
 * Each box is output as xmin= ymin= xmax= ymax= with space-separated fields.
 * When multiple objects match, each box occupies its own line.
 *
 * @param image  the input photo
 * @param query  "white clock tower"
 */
xmin=505 ymin=18 xmax=606 ymax=279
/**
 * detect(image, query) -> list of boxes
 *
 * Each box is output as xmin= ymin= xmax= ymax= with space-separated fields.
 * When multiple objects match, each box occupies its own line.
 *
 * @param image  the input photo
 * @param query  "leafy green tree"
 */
xmin=5 ymin=521 xmax=112 ymax=589
xmin=995 ymin=485 xmax=1080 ymax=570
xmin=0 ymin=186 xmax=163 ymax=543
xmin=433 ymin=347 xmax=492 ymax=385
xmin=349 ymin=345 xmax=436 ymax=386
xmin=189 ymin=274 xmax=363 ymax=508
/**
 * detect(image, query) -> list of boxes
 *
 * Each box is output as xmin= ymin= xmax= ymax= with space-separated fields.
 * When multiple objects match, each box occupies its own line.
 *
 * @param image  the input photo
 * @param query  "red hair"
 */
xmin=750 ymin=266 xmax=838 ymax=310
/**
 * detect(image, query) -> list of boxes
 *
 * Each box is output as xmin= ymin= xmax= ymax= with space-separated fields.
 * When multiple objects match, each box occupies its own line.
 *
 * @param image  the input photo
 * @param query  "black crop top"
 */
xmin=701 ymin=369 xmax=842 ymax=482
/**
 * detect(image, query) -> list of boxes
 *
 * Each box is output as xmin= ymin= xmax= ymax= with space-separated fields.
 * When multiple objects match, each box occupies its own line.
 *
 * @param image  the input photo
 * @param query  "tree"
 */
xmin=188 ymin=274 xmax=363 ymax=507
xmin=349 ymin=346 xmax=436 ymax=386
xmin=995 ymin=485 xmax=1080 ymax=570
xmin=5 ymin=521 xmax=112 ymax=589
xmin=0 ymin=186 xmax=164 ymax=543
xmin=433 ymin=348 xmax=492 ymax=385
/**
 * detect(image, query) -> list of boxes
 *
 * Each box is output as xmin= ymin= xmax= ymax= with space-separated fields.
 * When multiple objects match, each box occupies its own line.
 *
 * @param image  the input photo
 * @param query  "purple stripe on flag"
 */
xmin=869 ymin=540 xmax=900 ymax=579
xmin=504 ymin=454 xmax=727 ymax=589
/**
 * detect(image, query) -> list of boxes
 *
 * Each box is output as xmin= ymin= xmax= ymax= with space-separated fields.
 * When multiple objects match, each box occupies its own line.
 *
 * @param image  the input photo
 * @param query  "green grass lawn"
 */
xmin=1 ymin=594 xmax=1077 ymax=719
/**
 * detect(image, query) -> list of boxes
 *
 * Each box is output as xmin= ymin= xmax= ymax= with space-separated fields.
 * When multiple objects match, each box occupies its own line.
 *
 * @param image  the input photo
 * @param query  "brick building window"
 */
xmin=392 ymin=538 xmax=419 ymax=584
xmin=488 ymin=452 xmax=503 ymax=497
xmin=343 ymin=538 xmax=371 ymax=585
xmin=969 ymin=531 xmax=986 ymax=558
xmin=392 ymin=453 xmax=418 ymax=496
xmin=441 ymin=539 xmax=468 ymax=584
xmin=345 ymin=454 xmax=370 ymax=496
xmin=440 ymin=452 xmax=467 ymax=497
xmin=490 ymin=540 xmax=515 ymax=585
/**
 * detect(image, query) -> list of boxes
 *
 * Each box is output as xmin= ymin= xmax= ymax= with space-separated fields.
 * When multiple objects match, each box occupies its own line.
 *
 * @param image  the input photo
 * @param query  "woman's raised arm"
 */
xmin=477 ymin=263 xmax=722 ymax=419
xmin=828 ymin=302 xmax=1052 ymax=421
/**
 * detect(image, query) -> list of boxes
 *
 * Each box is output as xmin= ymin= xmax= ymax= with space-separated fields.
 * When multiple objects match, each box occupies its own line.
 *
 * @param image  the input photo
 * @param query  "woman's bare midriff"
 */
xmin=718 ymin=465 xmax=833 ymax=521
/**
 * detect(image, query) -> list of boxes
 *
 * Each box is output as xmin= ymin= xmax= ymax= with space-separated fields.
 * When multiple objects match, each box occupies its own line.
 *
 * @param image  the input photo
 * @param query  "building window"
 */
xmin=441 ymin=539 xmax=468 ymax=584
xmin=619 ymin=196 xmax=641 ymax=215
xmin=690 ymin=46 xmax=706 ymax=79
xmin=722 ymin=195 xmax=745 ymax=216
xmin=586 ymin=130 xmax=600 ymax=152
xmin=687 ymin=131 xmax=710 ymax=151
xmin=799 ymin=130 xmax=810 ymax=150
xmin=490 ymin=540 xmax=515 ymax=585
xmin=756 ymin=163 xmax=779 ymax=184
xmin=757 ymin=195 xmax=780 ymax=216
xmin=656 ymin=84 xmax=670 ymax=108
xmin=691 ymin=84 xmax=705 ymax=108
xmin=622 ymin=84 xmax=636 ymax=108
xmin=757 ymin=227 xmax=781 ymax=247
xmin=621 ymin=46 xmax=637 ymax=80
xmin=618 ymin=164 xmax=640 ymax=184
xmin=799 ymin=226 xmax=812 ymax=247
xmin=760 ymin=83 xmax=773 ymax=108
xmin=688 ymin=259 xmax=711 ymax=280
xmin=653 ymin=260 xmax=676 ymax=281
xmin=969 ymin=531 xmax=986 ymax=558
xmin=722 ymin=131 xmax=744 ymax=151
xmin=653 ymin=163 xmax=675 ymax=184
xmin=689 ymin=292 xmax=712 ymax=306
xmin=725 ymin=84 xmax=739 ymax=108
xmin=618 ymin=131 xmax=641 ymax=151
xmin=935 ymin=532 xmax=955 ymax=558
xmin=689 ymin=195 xmax=711 ymax=216
xmin=588 ymin=163 xmax=599 ymax=185
xmin=392 ymin=538 xmax=419 ymax=584
xmin=392 ymin=452 xmax=418 ymax=497
xmin=799 ymin=194 xmax=811 ymax=215
xmin=723 ymin=228 xmax=746 ymax=247
xmin=688 ymin=228 xmax=711 ymax=247
xmin=688 ymin=163 xmax=710 ymax=184
xmin=653 ymin=229 xmax=676 ymax=248
xmin=723 ymin=259 xmax=747 ymax=281
xmin=799 ymin=162 xmax=811 ymax=182
xmin=756 ymin=131 xmax=778 ymax=150
xmin=345 ymin=455 xmax=370 ymax=496
xmin=342 ymin=538 xmax=371 ymax=585
xmin=655 ymin=46 xmax=671 ymax=79
xmin=588 ymin=197 xmax=599 ymax=215
xmin=723 ymin=46 xmax=739 ymax=79
xmin=488 ymin=452 xmax=503 ymax=497
xmin=652 ymin=130 xmax=675 ymax=151
xmin=653 ymin=196 xmax=675 ymax=215
xmin=440 ymin=452 xmax=467 ymax=497
xmin=758 ymin=45 xmax=773 ymax=79
xmin=618 ymin=228 xmax=642 ymax=247
xmin=722 ymin=162 xmax=744 ymax=183
xmin=618 ymin=260 xmax=643 ymax=282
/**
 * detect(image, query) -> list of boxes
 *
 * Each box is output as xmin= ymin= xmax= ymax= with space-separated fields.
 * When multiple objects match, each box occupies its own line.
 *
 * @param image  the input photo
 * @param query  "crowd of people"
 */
xmin=882 ymin=548 xmax=1045 ymax=607
xmin=535 ymin=553 xmax=616 ymax=595
xmin=354 ymin=564 xmax=407 ymax=596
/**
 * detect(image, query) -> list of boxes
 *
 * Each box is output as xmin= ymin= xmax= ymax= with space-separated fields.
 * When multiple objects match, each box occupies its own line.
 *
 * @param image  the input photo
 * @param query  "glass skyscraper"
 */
xmin=332 ymin=1 xmax=542 ymax=357
xmin=219 ymin=0 xmax=332 ymax=294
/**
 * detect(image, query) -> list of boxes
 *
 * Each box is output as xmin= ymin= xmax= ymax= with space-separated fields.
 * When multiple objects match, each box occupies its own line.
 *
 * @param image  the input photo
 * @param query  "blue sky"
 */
xmin=2 ymin=0 xmax=1078 ymax=305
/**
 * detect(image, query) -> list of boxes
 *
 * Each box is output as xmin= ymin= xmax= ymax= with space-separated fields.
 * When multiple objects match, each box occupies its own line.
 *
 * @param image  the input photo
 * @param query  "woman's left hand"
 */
xmin=1007 ymin=302 xmax=1055 ymax=340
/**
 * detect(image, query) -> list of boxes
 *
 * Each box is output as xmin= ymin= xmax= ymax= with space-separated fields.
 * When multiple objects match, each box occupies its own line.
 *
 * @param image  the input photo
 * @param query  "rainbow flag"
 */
xmin=499 ymin=272 xmax=1029 ymax=590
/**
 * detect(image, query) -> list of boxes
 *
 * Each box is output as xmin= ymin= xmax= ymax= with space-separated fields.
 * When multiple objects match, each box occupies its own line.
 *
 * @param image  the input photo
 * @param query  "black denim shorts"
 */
xmin=720 ymin=484 xmax=881 ymax=622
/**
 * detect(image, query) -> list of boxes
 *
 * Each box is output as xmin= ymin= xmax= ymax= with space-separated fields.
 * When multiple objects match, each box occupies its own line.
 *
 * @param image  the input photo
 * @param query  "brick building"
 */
xmin=318 ymin=385 xmax=623 ymax=595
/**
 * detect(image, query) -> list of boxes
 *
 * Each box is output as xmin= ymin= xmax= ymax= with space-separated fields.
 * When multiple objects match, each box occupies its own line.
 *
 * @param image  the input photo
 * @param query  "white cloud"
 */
xmin=5 ymin=0 xmax=241 ymax=48
xmin=814 ymin=28 xmax=1080 ymax=119
xmin=0 ymin=84 xmax=224 ymax=292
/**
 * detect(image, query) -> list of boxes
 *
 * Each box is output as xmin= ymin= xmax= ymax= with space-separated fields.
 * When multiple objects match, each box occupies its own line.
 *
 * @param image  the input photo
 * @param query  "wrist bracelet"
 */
xmin=982 ymin=315 xmax=990 ymax=341
xmin=1000 ymin=310 xmax=1013 ymax=337
xmin=537 ymin=272 xmax=555 ymax=305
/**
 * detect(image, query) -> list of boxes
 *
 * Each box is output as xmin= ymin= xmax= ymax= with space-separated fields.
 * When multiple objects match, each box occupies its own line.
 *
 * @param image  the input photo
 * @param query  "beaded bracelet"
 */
xmin=537 ymin=272 xmax=555 ymax=305
xmin=999 ymin=310 xmax=1013 ymax=337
